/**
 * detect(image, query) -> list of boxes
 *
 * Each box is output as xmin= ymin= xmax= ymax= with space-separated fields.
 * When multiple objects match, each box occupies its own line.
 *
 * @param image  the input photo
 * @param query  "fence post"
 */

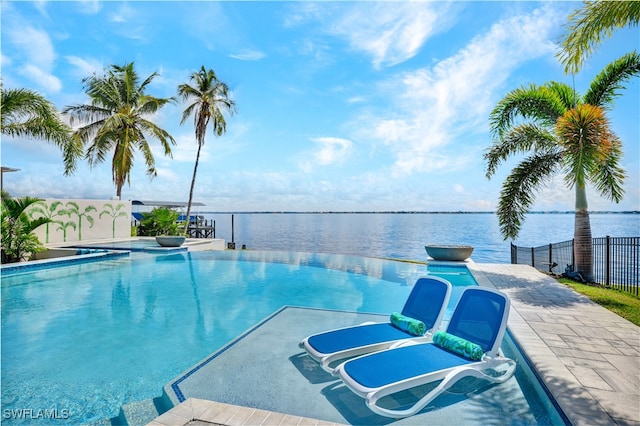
xmin=548 ymin=243 xmax=553 ymax=272
xmin=605 ymin=235 xmax=611 ymax=286
xmin=531 ymin=247 xmax=535 ymax=268
xmin=511 ymin=243 xmax=516 ymax=264
xmin=571 ymin=239 xmax=575 ymax=271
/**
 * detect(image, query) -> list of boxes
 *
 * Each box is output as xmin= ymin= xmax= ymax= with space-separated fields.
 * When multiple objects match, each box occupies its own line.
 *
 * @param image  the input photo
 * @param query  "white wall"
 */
xmin=27 ymin=199 xmax=132 ymax=244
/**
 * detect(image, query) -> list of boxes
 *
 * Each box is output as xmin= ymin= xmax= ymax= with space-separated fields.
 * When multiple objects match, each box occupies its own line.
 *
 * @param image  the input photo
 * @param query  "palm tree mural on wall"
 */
xmin=99 ymin=203 xmax=128 ymax=238
xmin=64 ymin=201 xmax=96 ymax=241
xmin=485 ymin=52 xmax=639 ymax=282
xmin=29 ymin=200 xmax=65 ymax=244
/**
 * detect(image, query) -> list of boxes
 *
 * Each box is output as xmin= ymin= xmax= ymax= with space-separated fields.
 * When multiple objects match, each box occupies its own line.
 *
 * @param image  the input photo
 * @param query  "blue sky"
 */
xmin=1 ymin=1 xmax=638 ymax=212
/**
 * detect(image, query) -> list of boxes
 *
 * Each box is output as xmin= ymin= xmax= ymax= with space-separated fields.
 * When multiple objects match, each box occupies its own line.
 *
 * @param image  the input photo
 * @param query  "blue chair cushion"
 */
xmin=343 ymin=343 xmax=472 ymax=389
xmin=307 ymin=323 xmax=414 ymax=355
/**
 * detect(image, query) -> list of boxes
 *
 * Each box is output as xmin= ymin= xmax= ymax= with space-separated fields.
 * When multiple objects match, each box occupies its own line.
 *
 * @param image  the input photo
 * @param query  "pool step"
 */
xmin=113 ymin=398 xmax=164 ymax=426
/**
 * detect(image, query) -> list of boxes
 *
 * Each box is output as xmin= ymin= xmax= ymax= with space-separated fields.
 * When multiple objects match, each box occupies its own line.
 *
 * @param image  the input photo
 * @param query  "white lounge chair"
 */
xmin=300 ymin=276 xmax=452 ymax=373
xmin=334 ymin=286 xmax=516 ymax=418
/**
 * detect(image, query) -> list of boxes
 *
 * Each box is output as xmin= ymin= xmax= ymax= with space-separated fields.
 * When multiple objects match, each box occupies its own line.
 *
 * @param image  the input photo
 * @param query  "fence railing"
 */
xmin=511 ymin=236 xmax=639 ymax=295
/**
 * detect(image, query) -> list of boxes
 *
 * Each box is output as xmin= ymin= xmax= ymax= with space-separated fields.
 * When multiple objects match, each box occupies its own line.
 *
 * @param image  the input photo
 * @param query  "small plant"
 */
xmin=138 ymin=207 xmax=183 ymax=236
xmin=1 ymin=191 xmax=50 ymax=263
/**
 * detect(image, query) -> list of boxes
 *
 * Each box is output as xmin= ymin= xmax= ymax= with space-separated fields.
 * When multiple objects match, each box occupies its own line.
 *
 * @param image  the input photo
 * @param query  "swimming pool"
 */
xmin=1 ymin=250 xmax=563 ymax=424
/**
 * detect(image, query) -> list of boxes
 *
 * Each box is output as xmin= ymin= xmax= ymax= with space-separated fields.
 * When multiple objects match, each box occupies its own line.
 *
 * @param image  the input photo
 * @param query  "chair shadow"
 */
xmin=320 ymin=371 xmax=501 ymax=424
xmin=289 ymin=352 xmax=339 ymax=385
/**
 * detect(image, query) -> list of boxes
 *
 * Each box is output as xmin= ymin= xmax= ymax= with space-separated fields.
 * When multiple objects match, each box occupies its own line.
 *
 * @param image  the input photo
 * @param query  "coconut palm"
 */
xmin=558 ymin=1 xmax=640 ymax=74
xmin=485 ymin=52 xmax=639 ymax=282
xmin=1 ymin=85 xmax=81 ymax=173
xmin=177 ymin=66 xmax=236 ymax=230
xmin=63 ymin=62 xmax=176 ymax=199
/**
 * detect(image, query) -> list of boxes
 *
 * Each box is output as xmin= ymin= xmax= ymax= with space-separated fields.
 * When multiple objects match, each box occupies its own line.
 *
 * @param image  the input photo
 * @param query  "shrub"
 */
xmin=138 ymin=207 xmax=183 ymax=236
xmin=1 ymin=191 xmax=50 ymax=263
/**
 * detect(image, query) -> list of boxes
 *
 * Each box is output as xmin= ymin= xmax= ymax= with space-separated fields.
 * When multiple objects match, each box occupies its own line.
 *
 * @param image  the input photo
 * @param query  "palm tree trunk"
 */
xmin=574 ymin=184 xmax=593 ymax=282
xmin=184 ymin=143 xmax=202 ymax=236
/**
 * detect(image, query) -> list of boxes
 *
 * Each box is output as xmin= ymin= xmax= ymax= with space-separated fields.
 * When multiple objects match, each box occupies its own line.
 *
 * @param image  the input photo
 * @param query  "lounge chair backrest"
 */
xmin=401 ymin=276 xmax=452 ymax=332
xmin=445 ymin=287 xmax=510 ymax=357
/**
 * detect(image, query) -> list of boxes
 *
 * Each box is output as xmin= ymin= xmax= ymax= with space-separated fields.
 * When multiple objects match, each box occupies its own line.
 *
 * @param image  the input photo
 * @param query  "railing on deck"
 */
xmin=511 ymin=236 xmax=639 ymax=295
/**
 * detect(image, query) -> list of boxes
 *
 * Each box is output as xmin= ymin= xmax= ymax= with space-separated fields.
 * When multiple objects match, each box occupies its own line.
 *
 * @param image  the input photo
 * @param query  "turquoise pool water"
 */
xmin=1 ymin=251 xmax=562 ymax=424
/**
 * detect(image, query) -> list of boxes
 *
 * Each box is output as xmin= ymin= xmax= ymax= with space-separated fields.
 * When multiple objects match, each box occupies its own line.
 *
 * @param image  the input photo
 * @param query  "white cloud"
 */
xmin=299 ymin=137 xmax=353 ymax=172
xmin=77 ymin=0 xmax=102 ymax=15
xmin=357 ymin=4 xmax=563 ymax=177
xmin=65 ymin=56 xmax=103 ymax=78
xmin=5 ymin=25 xmax=63 ymax=92
xmin=328 ymin=2 xmax=447 ymax=68
xmin=109 ymin=7 xmax=129 ymax=23
xmin=8 ymin=26 xmax=56 ymax=69
xmin=21 ymin=64 xmax=62 ymax=92
xmin=229 ymin=50 xmax=266 ymax=61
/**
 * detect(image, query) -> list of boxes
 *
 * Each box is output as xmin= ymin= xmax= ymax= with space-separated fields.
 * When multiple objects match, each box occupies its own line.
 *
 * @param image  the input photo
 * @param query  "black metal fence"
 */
xmin=511 ymin=236 xmax=639 ymax=295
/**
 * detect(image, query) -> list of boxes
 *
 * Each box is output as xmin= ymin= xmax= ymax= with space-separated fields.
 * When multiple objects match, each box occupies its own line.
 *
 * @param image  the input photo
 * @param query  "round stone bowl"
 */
xmin=425 ymin=245 xmax=474 ymax=261
xmin=155 ymin=236 xmax=186 ymax=247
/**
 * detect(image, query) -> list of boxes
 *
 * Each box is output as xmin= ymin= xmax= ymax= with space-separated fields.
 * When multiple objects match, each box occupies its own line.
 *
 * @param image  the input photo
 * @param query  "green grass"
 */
xmin=557 ymin=277 xmax=640 ymax=326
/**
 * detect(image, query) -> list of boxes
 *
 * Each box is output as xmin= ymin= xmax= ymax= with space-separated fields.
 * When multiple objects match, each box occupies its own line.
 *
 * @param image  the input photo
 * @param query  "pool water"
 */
xmin=1 ymin=251 xmax=559 ymax=424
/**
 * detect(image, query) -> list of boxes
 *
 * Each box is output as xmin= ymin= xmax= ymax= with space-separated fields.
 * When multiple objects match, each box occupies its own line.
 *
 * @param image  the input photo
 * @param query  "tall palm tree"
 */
xmin=485 ymin=52 xmax=639 ymax=282
xmin=177 ymin=66 xmax=235 ymax=230
xmin=1 ymin=85 xmax=81 ymax=174
xmin=63 ymin=62 xmax=176 ymax=199
xmin=558 ymin=1 xmax=640 ymax=74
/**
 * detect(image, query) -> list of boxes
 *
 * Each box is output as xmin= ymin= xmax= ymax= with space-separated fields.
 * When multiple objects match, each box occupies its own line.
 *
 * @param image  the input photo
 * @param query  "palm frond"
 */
xmin=496 ymin=152 xmax=562 ymax=240
xmin=484 ymin=123 xmax=558 ymax=178
xmin=557 ymin=1 xmax=640 ymax=74
xmin=1 ymin=87 xmax=79 ymax=174
xmin=583 ymin=51 xmax=640 ymax=108
xmin=489 ymin=84 xmax=566 ymax=138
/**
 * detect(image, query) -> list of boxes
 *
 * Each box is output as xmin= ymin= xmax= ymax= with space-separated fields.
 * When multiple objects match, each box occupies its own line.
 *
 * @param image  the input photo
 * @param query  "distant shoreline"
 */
xmin=199 ymin=211 xmax=640 ymax=215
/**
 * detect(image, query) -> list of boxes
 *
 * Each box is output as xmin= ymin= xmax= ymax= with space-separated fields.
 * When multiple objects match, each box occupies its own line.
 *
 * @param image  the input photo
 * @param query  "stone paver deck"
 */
xmin=151 ymin=263 xmax=639 ymax=426
xmin=469 ymin=263 xmax=639 ymax=426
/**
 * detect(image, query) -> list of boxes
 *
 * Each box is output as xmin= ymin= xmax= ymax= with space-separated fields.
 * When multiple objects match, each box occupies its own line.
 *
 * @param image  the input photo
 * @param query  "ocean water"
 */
xmin=201 ymin=213 xmax=639 ymax=263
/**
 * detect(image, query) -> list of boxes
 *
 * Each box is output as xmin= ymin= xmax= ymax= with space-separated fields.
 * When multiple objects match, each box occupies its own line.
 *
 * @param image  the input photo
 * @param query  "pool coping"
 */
xmin=152 ymin=261 xmax=639 ymax=426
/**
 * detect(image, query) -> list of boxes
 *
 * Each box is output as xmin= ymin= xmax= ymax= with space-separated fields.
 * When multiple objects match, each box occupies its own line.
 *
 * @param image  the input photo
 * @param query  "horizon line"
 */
xmin=193 ymin=210 xmax=640 ymax=215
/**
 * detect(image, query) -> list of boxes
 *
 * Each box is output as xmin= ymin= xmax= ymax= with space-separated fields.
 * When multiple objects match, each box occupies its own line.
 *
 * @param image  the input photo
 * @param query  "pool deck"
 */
xmin=150 ymin=262 xmax=639 ymax=426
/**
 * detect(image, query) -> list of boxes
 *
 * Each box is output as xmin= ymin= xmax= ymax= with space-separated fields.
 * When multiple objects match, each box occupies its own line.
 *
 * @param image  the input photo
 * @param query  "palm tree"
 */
xmin=63 ymin=62 xmax=176 ymax=199
xmin=177 ymin=66 xmax=236 ymax=230
xmin=485 ymin=52 xmax=639 ymax=282
xmin=1 ymin=85 xmax=82 ymax=174
xmin=558 ymin=1 xmax=640 ymax=74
